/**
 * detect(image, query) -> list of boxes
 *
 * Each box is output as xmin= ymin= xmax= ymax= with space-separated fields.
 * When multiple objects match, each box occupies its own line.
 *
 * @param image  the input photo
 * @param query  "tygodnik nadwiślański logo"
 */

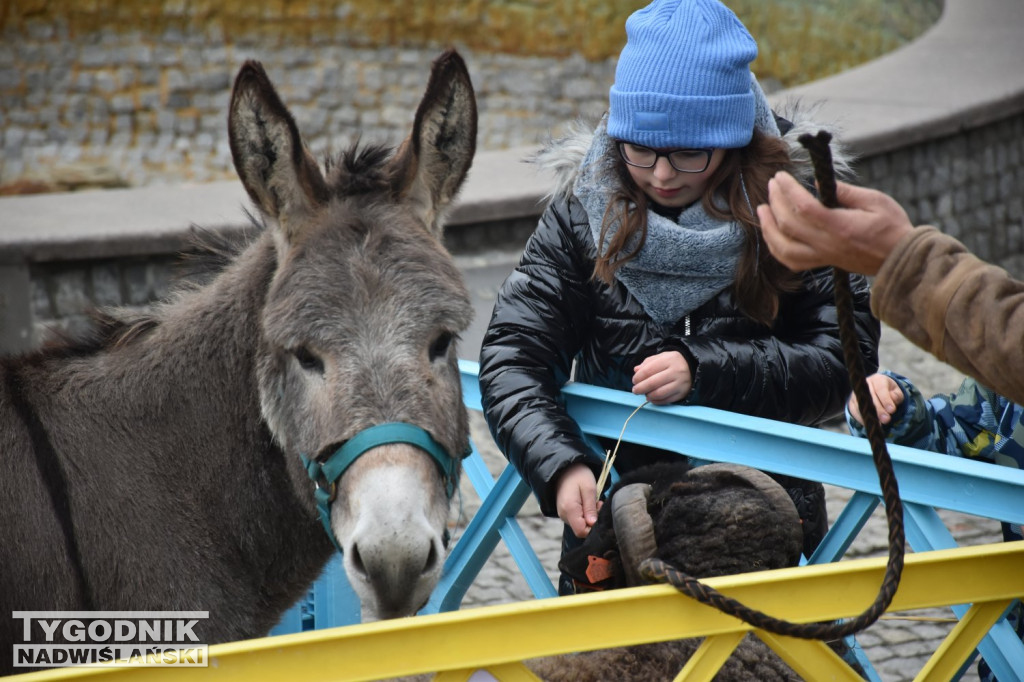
xmin=12 ymin=611 xmax=209 ymax=668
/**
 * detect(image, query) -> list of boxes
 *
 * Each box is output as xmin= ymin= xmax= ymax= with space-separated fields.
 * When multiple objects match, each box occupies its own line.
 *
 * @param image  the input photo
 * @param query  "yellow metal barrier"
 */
xmin=12 ymin=542 xmax=1023 ymax=682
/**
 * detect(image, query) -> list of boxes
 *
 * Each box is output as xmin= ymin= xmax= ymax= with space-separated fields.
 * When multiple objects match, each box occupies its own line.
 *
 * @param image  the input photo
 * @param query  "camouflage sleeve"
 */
xmin=936 ymin=379 xmax=1019 ymax=464
xmin=846 ymin=371 xmax=944 ymax=452
xmin=847 ymin=371 xmax=1017 ymax=464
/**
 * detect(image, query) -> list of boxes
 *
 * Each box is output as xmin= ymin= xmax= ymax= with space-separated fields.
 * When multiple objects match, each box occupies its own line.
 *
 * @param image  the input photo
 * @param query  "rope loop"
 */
xmin=640 ymin=131 xmax=906 ymax=641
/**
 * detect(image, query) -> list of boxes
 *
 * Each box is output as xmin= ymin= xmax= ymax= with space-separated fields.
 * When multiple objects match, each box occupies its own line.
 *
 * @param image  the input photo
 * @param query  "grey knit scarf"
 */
xmin=574 ymin=74 xmax=781 ymax=329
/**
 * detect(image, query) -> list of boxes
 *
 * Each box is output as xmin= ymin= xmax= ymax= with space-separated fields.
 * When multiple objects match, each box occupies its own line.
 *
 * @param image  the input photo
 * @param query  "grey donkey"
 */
xmin=0 ymin=49 xmax=477 ymax=674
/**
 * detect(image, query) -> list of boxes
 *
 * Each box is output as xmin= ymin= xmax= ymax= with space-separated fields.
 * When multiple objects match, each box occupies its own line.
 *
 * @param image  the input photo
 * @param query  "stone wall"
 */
xmin=23 ymin=254 xmax=179 ymax=345
xmin=0 ymin=0 xmax=940 ymax=191
xmin=0 ymin=36 xmax=617 ymax=188
xmin=855 ymin=111 xmax=1024 ymax=273
xmin=13 ymin=106 xmax=1023 ymax=351
xmin=17 ymin=218 xmax=543 ymax=346
xmin=11 ymin=0 xmax=1021 ymax=357
xmin=0 ymin=0 xmax=635 ymax=189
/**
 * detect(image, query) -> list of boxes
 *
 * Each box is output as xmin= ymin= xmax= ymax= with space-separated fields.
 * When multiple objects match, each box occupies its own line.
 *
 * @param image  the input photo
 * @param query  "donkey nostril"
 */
xmin=350 ymin=544 xmax=367 ymax=577
xmin=423 ymin=541 xmax=439 ymax=574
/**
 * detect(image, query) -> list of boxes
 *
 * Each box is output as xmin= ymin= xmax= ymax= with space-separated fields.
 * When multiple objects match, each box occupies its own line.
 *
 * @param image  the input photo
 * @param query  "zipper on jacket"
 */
xmin=684 ymin=314 xmax=691 ymax=336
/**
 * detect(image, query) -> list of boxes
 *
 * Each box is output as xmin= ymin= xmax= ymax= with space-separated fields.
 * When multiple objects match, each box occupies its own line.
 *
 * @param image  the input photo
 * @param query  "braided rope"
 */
xmin=640 ymin=131 xmax=906 ymax=640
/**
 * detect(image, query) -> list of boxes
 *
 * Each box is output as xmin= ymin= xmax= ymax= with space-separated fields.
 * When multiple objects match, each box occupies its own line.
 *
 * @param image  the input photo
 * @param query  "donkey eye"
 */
xmin=428 ymin=332 xmax=454 ymax=362
xmin=292 ymin=346 xmax=325 ymax=374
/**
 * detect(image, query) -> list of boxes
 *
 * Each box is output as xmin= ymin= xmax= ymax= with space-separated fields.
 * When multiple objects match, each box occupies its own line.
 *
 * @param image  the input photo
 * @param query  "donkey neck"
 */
xmin=15 ymin=231 xmax=332 ymax=622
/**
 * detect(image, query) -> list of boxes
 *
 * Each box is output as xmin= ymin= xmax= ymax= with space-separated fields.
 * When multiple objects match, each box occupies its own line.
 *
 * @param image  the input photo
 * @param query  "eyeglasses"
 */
xmin=617 ymin=142 xmax=714 ymax=173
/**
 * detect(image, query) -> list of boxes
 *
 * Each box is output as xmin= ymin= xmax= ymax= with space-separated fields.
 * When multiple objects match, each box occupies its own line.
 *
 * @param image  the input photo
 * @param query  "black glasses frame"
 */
xmin=617 ymin=142 xmax=713 ymax=174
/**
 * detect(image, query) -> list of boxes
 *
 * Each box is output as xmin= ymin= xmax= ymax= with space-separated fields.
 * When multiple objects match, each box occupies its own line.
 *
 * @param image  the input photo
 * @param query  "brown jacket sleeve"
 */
xmin=872 ymin=225 xmax=1024 ymax=404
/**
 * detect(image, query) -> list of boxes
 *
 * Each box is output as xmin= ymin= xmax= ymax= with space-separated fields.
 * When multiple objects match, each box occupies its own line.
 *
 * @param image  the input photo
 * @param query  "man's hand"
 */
xmin=555 ymin=463 xmax=600 ymax=538
xmin=757 ymin=171 xmax=914 ymax=275
xmin=632 ymin=350 xmax=692 ymax=405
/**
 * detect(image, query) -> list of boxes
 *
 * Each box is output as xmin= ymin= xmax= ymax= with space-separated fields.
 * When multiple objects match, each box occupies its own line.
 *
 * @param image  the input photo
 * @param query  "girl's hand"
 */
xmin=555 ymin=463 xmax=600 ymax=538
xmin=849 ymin=373 xmax=904 ymax=425
xmin=632 ymin=351 xmax=692 ymax=405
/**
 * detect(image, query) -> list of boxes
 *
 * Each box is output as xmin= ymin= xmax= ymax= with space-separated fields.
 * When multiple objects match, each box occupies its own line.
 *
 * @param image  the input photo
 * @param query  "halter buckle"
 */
xmin=313 ymin=474 xmax=338 ymax=503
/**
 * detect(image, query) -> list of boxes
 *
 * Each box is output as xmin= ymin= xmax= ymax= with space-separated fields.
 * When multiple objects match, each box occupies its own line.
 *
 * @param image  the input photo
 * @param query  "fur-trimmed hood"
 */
xmin=531 ymin=79 xmax=858 ymax=329
xmin=532 ymin=99 xmax=855 ymax=204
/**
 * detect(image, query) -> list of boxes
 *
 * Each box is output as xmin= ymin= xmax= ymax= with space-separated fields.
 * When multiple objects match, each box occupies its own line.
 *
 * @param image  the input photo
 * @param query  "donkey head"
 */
xmin=227 ymin=51 xmax=476 ymax=620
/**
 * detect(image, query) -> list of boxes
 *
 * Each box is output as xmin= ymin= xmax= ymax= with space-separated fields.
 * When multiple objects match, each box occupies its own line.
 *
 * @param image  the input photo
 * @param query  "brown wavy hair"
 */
xmin=593 ymin=129 xmax=800 ymax=326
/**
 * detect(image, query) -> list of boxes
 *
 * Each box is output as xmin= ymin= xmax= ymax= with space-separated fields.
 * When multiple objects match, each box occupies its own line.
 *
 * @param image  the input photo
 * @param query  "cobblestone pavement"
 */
xmin=449 ymin=323 xmax=1005 ymax=681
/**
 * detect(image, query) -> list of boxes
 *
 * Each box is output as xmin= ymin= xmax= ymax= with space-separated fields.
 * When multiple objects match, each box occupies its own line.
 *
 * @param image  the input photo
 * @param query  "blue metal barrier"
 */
xmin=269 ymin=553 xmax=360 ymax=636
xmin=270 ymin=360 xmax=1024 ymax=681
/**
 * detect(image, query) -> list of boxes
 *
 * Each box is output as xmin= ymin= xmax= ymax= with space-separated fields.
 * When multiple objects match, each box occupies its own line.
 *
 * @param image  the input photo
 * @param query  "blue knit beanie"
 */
xmin=608 ymin=0 xmax=758 ymax=149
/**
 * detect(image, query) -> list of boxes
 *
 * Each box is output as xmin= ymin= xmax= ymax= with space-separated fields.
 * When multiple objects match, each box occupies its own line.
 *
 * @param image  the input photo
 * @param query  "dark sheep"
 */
xmin=527 ymin=460 xmax=808 ymax=681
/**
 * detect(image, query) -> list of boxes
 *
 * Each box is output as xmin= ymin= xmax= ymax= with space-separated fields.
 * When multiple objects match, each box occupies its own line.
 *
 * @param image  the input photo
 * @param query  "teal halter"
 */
xmin=300 ymin=422 xmax=464 ymax=552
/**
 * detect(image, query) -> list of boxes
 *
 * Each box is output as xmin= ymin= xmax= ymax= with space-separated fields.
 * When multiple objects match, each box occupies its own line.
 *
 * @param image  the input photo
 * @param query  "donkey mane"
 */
xmin=14 ymin=217 xmax=260 ymax=363
xmin=6 ymin=311 xmax=158 ymax=365
xmin=180 ymin=219 xmax=262 ymax=279
xmin=324 ymin=141 xmax=397 ymax=197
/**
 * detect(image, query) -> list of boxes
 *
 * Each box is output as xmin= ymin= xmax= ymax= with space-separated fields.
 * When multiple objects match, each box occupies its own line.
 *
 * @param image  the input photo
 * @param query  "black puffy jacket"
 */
xmin=479 ymin=190 xmax=881 ymax=520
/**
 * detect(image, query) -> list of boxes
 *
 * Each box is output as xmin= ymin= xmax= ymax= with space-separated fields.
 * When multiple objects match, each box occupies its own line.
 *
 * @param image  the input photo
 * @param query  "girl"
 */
xmin=478 ymin=0 xmax=880 ymax=594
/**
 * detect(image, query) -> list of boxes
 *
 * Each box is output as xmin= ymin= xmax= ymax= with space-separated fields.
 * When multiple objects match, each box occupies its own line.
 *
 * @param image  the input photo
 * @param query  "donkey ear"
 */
xmin=228 ymin=60 xmax=328 ymax=242
xmin=390 ymin=49 xmax=477 ymax=239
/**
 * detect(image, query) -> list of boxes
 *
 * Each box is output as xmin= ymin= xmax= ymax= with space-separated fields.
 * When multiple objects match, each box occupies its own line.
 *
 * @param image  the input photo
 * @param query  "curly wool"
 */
xmin=648 ymin=474 xmax=803 ymax=578
xmin=527 ymin=461 xmax=805 ymax=681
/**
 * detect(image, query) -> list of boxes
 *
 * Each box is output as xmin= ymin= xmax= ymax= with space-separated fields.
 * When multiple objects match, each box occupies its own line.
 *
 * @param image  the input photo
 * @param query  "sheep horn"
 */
xmin=611 ymin=483 xmax=658 ymax=587
xmin=688 ymin=463 xmax=802 ymax=530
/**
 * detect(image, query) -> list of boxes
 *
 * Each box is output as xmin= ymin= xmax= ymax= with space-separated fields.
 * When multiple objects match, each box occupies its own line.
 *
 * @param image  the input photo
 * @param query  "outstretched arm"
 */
xmin=847 ymin=371 xmax=1022 ymax=468
xmin=760 ymin=171 xmax=1024 ymax=405
xmin=479 ymin=197 xmax=605 ymax=521
xmin=872 ymin=227 xmax=1024 ymax=405
xmin=846 ymin=371 xmax=936 ymax=450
